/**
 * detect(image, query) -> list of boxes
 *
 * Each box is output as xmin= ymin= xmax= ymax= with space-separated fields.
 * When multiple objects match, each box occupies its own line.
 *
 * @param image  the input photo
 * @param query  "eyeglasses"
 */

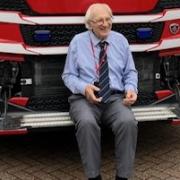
xmin=91 ymin=17 xmax=112 ymax=26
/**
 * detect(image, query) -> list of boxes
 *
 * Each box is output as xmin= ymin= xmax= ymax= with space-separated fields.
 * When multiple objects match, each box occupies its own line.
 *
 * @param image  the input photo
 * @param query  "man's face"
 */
xmin=90 ymin=7 xmax=112 ymax=40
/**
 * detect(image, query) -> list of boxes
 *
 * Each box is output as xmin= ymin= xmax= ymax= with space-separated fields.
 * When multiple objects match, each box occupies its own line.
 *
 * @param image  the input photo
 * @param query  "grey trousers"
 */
xmin=69 ymin=94 xmax=138 ymax=178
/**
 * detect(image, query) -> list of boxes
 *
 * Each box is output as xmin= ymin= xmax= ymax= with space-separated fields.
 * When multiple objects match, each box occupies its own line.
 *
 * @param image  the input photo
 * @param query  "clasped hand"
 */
xmin=85 ymin=84 xmax=137 ymax=105
xmin=85 ymin=84 xmax=102 ymax=104
xmin=123 ymin=90 xmax=137 ymax=106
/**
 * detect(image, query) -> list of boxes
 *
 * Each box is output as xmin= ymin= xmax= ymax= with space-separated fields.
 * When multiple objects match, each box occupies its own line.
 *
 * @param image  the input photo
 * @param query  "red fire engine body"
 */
xmin=0 ymin=0 xmax=180 ymax=135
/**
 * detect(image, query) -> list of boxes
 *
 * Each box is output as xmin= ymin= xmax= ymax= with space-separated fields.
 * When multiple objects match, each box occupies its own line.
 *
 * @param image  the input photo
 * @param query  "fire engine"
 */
xmin=0 ymin=0 xmax=180 ymax=135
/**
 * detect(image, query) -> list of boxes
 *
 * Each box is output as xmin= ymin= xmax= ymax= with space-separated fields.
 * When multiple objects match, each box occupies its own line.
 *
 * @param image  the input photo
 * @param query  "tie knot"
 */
xmin=99 ymin=41 xmax=107 ymax=50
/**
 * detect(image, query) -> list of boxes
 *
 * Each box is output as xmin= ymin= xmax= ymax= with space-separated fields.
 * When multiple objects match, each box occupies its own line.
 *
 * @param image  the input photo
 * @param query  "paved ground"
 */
xmin=0 ymin=121 xmax=180 ymax=180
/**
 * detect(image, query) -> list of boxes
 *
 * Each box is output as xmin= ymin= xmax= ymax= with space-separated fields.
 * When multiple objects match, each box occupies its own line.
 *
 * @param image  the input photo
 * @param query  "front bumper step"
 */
xmin=5 ymin=105 xmax=178 ymax=129
xmin=21 ymin=112 xmax=73 ymax=127
xmin=132 ymin=106 xmax=177 ymax=121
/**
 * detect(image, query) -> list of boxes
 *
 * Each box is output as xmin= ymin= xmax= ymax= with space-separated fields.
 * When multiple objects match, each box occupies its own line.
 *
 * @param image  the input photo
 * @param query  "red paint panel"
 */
xmin=0 ymin=53 xmax=24 ymax=62
xmin=0 ymin=129 xmax=28 ymax=136
xmin=159 ymin=48 xmax=180 ymax=56
xmin=8 ymin=97 xmax=29 ymax=107
xmin=161 ymin=20 xmax=180 ymax=39
xmin=171 ymin=119 xmax=180 ymax=125
xmin=27 ymin=0 xmax=158 ymax=14
xmin=0 ymin=23 xmax=23 ymax=43
xmin=155 ymin=90 xmax=174 ymax=100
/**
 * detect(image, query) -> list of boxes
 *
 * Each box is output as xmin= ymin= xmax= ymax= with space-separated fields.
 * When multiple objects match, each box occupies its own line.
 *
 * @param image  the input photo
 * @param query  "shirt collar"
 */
xmin=89 ymin=30 xmax=111 ymax=47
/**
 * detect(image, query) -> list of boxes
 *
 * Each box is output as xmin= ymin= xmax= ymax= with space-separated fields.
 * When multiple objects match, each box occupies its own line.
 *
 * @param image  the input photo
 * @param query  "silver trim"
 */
xmin=1 ymin=36 xmax=180 ymax=54
xmin=0 ymin=9 xmax=180 ymax=24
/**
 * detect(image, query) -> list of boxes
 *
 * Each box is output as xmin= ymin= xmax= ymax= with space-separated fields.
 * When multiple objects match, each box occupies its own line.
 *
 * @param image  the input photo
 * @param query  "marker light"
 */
xmin=34 ymin=30 xmax=51 ymax=42
xmin=136 ymin=27 xmax=153 ymax=40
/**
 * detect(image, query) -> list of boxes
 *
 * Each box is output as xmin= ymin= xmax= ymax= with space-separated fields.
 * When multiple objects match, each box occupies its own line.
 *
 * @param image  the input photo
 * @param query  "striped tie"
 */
xmin=98 ymin=41 xmax=111 ymax=103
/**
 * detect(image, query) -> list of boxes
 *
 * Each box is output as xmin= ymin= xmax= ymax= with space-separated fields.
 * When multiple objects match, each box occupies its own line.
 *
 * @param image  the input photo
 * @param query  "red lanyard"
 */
xmin=89 ymin=35 xmax=108 ymax=75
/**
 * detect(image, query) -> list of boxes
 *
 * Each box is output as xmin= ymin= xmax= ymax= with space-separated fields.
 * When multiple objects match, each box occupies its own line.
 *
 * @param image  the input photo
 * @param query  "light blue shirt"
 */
xmin=62 ymin=30 xmax=138 ymax=95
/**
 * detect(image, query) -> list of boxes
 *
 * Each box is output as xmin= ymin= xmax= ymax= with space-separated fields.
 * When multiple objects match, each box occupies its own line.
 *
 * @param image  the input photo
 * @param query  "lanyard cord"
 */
xmin=89 ymin=33 xmax=108 ymax=75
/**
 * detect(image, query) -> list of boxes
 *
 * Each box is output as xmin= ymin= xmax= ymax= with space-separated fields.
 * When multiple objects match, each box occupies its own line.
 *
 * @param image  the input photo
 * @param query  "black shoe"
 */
xmin=115 ymin=176 xmax=127 ymax=180
xmin=89 ymin=175 xmax=102 ymax=180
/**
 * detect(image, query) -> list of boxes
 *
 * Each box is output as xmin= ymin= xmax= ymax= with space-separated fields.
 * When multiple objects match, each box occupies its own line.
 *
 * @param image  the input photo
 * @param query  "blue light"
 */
xmin=34 ymin=30 xmax=51 ymax=42
xmin=136 ymin=27 xmax=153 ymax=40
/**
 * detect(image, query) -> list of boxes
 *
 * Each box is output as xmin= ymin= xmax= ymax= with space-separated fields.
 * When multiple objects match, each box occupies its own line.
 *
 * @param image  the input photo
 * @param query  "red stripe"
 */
xmin=0 ymin=129 xmax=28 ymax=136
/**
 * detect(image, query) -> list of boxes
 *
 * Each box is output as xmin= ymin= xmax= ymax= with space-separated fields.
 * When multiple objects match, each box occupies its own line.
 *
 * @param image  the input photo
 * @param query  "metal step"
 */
xmin=21 ymin=112 xmax=72 ymax=127
xmin=9 ymin=112 xmax=73 ymax=128
xmin=132 ymin=106 xmax=177 ymax=121
xmin=8 ymin=105 xmax=179 ymax=129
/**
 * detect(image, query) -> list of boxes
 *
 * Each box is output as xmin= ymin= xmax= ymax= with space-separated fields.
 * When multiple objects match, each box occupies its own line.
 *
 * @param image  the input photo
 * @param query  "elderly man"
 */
xmin=62 ymin=3 xmax=138 ymax=180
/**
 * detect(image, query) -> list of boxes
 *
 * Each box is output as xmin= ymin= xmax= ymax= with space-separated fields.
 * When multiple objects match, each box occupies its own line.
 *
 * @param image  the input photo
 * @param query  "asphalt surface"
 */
xmin=0 ymin=121 xmax=180 ymax=180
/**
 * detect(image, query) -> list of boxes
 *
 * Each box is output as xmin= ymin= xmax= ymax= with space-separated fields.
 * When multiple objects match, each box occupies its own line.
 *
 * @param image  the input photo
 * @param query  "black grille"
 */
xmin=20 ymin=24 xmax=86 ymax=46
xmin=27 ymin=95 xmax=70 ymax=111
xmin=133 ymin=52 xmax=161 ymax=92
xmin=21 ymin=55 xmax=71 ymax=111
xmin=21 ymin=55 xmax=70 ymax=97
xmin=153 ymin=0 xmax=180 ymax=13
xmin=20 ymin=22 xmax=164 ymax=46
xmin=134 ymin=92 xmax=157 ymax=106
xmin=26 ymin=92 xmax=157 ymax=111
xmin=0 ymin=0 xmax=34 ymax=15
xmin=0 ymin=0 xmax=180 ymax=15
xmin=0 ymin=62 xmax=13 ymax=86
xmin=113 ymin=23 xmax=164 ymax=43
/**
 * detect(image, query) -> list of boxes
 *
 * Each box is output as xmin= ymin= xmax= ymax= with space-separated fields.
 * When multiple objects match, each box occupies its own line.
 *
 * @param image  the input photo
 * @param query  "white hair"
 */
xmin=84 ymin=3 xmax=113 ymax=29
